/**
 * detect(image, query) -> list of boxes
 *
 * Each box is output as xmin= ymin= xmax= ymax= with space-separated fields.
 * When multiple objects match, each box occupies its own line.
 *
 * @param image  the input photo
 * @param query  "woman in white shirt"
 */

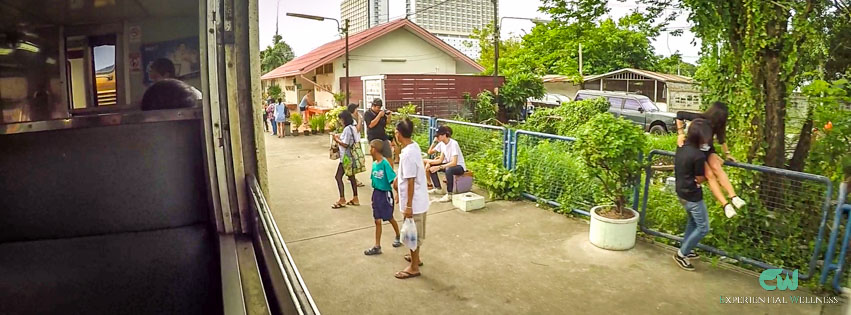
xmin=426 ymin=126 xmax=466 ymax=203
xmin=331 ymin=110 xmax=360 ymax=208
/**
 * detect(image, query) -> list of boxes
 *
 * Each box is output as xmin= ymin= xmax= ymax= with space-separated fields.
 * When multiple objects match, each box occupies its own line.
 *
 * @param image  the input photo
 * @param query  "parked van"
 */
xmin=574 ymin=90 xmax=676 ymax=134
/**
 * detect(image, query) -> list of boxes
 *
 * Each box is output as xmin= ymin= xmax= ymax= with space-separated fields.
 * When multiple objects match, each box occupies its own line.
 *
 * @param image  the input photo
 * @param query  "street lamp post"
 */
xmin=286 ymin=13 xmax=350 ymax=106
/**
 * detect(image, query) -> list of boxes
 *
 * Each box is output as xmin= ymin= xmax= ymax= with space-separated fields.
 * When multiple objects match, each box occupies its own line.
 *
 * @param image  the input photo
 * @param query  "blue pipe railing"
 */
xmin=821 ymin=182 xmax=851 ymax=291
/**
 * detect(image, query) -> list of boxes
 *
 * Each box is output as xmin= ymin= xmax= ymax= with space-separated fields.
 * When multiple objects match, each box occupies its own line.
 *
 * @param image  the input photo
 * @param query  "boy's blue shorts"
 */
xmin=372 ymin=190 xmax=394 ymax=221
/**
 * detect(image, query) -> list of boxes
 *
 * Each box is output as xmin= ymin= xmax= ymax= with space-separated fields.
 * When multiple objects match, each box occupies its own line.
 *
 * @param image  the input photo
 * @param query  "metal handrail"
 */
xmin=248 ymin=176 xmax=320 ymax=315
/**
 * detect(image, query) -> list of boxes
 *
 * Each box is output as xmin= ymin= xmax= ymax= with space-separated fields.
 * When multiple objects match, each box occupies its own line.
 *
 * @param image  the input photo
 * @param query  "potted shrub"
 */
xmin=315 ymin=114 xmax=327 ymax=133
xmin=309 ymin=116 xmax=319 ymax=135
xmin=289 ymin=112 xmax=302 ymax=137
xmin=575 ymin=113 xmax=647 ymax=250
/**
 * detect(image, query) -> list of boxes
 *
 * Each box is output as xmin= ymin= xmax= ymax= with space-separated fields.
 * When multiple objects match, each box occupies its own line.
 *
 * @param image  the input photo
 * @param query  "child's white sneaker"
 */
xmin=731 ymin=196 xmax=746 ymax=209
xmin=724 ymin=203 xmax=737 ymax=218
xmin=437 ymin=194 xmax=451 ymax=203
xmin=428 ymin=188 xmax=442 ymax=195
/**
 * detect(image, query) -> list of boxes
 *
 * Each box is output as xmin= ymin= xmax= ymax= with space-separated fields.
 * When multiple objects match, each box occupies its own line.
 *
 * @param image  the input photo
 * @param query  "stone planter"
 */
xmin=589 ymin=205 xmax=640 ymax=250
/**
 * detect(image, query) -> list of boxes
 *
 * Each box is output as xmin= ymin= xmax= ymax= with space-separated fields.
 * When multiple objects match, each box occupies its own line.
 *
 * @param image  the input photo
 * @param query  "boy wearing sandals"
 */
xmin=393 ymin=119 xmax=429 ymax=279
xmin=364 ymin=140 xmax=403 ymax=255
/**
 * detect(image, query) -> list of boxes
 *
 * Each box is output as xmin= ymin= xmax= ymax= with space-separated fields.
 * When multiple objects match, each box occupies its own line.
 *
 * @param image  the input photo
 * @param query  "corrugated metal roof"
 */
xmin=582 ymin=68 xmax=694 ymax=84
xmin=260 ymin=19 xmax=484 ymax=80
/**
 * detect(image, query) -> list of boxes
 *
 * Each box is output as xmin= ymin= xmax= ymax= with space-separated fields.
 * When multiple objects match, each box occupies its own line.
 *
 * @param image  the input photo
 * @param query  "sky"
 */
xmin=259 ymin=0 xmax=701 ymax=66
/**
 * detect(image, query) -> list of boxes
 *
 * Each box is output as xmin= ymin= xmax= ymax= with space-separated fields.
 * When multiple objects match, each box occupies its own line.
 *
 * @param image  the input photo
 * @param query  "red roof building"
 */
xmin=261 ymin=18 xmax=485 ymax=108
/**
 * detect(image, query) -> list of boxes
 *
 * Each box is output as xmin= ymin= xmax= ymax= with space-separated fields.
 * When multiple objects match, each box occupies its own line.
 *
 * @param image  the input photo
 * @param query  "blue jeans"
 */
xmin=679 ymin=199 xmax=709 ymax=256
xmin=271 ymin=119 xmax=278 ymax=135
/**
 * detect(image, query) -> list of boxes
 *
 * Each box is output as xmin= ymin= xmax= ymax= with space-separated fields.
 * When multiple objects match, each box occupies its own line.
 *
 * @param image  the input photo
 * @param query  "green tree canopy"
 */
xmin=260 ymin=34 xmax=295 ymax=74
xmin=654 ymin=54 xmax=697 ymax=77
xmin=473 ymin=13 xmax=663 ymax=80
xmin=541 ymin=0 xmax=844 ymax=173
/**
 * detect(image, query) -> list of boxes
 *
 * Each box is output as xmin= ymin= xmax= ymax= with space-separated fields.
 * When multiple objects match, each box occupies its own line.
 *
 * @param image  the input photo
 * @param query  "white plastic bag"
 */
xmin=400 ymin=218 xmax=418 ymax=250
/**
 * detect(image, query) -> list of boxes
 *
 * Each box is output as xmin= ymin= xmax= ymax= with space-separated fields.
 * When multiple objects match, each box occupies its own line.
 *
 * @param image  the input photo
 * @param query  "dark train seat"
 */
xmin=0 ymin=117 xmax=222 ymax=315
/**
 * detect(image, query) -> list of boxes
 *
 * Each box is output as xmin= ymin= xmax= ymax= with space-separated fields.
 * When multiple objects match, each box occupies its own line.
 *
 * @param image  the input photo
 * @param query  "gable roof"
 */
xmin=583 ymin=68 xmax=694 ymax=84
xmin=261 ymin=18 xmax=484 ymax=80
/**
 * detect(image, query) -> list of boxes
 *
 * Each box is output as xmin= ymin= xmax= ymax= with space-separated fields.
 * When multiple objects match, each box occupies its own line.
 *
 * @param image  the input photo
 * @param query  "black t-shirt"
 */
xmin=676 ymin=111 xmax=726 ymax=145
xmin=674 ymin=145 xmax=707 ymax=202
xmin=362 ymin=109 xmax=388 ymax=141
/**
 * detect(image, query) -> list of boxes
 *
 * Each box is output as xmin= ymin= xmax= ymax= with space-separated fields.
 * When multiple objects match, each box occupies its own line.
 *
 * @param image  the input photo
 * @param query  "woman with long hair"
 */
xmin=676 ymin=101 xmax=746 ymax=218
xmin=331 ymin=110 xmax=360 ymax=208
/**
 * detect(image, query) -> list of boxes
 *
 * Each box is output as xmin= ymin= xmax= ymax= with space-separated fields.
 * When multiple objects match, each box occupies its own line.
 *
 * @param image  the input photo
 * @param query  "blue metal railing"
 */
xmin=821 ymin=182 xmax=851 ymax=292
xmin=508 ymin=129 xmax=641 ymax=217
xmin=640 ymin=150 xmax=833 ymax=281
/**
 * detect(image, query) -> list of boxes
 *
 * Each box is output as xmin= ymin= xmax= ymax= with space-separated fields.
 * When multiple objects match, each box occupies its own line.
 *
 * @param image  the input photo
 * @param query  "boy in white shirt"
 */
xmin=426 ymin=126 xmax=467 ymax=202
xmin=393 ymin=118 xmax=429 ymax=279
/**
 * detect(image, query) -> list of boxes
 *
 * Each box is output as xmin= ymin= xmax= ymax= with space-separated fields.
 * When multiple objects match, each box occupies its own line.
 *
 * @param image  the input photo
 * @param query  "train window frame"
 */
xmin=64 ymin=24 xmax=126 ymax=114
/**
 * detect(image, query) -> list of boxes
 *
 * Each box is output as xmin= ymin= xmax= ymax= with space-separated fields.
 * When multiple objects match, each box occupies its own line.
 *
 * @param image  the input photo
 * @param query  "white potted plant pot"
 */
xmin=589 ymin=205 xmax=640 ymax=250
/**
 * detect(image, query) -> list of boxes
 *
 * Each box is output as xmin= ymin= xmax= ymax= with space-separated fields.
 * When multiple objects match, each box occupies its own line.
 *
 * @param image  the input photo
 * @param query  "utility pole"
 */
xmin=345 ymin=18 xmax=350 ymax=106
xmin=578 ymin=43 xmax=583 ymax=76
xmin=492 ymin=0 xmax=498 ymax=93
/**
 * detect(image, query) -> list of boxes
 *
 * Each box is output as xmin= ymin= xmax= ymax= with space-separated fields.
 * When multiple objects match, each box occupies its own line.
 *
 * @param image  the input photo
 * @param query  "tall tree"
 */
xmin=260 ymin=34 xmax=295 ymax=74
xmin=654 ymin=54 xmax=697 ymax=77
xmin=473 ymin=14 xmax=661 ymax=79
xmin=541 ymin=0 xmax=837 ymax=172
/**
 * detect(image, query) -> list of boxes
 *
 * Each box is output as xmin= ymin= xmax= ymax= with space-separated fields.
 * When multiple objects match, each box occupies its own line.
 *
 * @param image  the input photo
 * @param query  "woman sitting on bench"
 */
xmin=427 ymin=126 xmax=466 ymax=203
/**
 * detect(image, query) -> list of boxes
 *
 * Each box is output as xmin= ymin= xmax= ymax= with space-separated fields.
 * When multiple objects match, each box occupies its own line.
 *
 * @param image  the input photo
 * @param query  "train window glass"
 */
xmin=66 ymin=34 xmax=118 ymax=109
xmin=92 ymin=36 xmax=117 ymax=106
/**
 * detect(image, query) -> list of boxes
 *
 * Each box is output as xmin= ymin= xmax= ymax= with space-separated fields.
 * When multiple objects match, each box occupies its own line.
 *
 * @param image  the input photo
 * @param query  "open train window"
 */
xmin=66 ymin=34 xmax=120 ymax=110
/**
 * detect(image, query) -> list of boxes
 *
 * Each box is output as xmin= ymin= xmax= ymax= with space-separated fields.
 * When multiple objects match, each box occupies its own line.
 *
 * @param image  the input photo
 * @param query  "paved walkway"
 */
xmin=264 ymin=132 xmax=842 ymax=315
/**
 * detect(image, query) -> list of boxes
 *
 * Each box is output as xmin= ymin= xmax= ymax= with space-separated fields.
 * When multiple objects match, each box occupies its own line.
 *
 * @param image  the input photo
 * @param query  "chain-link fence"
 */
xmin=821 ymin=182 xmax=851 ymax=292
xmin=640 ymin=150 xmax=833 ymax=280
xmin=435 ymin=119 xmax=506 ymax=183
xmin=511 ymin=131 xmax=595 ymax=216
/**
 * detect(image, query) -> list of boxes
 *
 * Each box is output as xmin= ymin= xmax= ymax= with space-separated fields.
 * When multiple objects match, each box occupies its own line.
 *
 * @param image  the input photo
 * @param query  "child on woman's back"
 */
xmin=364 ymin=140 xmax=402 ymax=255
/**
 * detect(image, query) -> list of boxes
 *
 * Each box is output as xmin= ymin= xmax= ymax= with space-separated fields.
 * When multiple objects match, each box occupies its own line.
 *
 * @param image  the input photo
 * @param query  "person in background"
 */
xmin=141 ymin=79 xmax=199 ymax=111
xmin=347 ymin=103 xmax=363 ymax=134
xmin=331 ymin=110 xmax=360 ymax=208
xmin=675 ymin=101 xmax=745 ymax=218
xmin=423 ymin=136 xmax=444 ymax=189
xmin=266 ymin=100 xmax=277 ymax=136
xmin=261 ymin=99 xmax=270 ymax=132
xmin=363 ymin=98 xmax=393 ymax=161
xmin=364 ymin=139 xmax=403 ymax=256
xmin=148 ymin=58 xmax=202 ymax=100
xmin=394 ymin=118 xmax=429 ymax=279
xmin=426 ymin=126 xmax=466 ymax=203
xmin=298 ymin=90 xmax=314 ymax=128
xmin=673 ymin=118 xmax=713 ymax=271
xmin=347 ymin=103 xmax=366 ymax=187
xmin=274 ymin=98 xmax=287 ymax=139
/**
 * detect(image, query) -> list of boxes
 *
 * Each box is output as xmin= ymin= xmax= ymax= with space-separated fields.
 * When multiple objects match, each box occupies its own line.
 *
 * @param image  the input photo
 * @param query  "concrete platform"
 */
xmin=263 ymin=132 xmax=843 ymax=315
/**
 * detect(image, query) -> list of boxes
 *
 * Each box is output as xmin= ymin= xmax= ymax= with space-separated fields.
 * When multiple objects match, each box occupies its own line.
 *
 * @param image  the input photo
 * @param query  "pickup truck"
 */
xmin=574 ymin=90 xmax=677 ymax=134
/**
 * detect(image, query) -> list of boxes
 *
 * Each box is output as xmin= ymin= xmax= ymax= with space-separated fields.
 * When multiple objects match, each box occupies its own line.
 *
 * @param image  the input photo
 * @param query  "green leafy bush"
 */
xmin=499 ymin=72 xmax=545 ymax=119
xmin=266 ymin=84 xmax=282 ymax=100
xmin=289 ymin=112 xmax=302 ymax=128
xmin=521 ymin=97 xmax=609 ymax=136
xmin=803 ymin=78 xmax=851 ymax=184
xmin=575 ymin=113 xmax=647 ymax=216
xmin=324 ymin=106 xmax=346 ymax=132
xmin=473 ymin=91 xmax=498 ymax=123
xmin=467 ymin=147 xmax=522 ymax=200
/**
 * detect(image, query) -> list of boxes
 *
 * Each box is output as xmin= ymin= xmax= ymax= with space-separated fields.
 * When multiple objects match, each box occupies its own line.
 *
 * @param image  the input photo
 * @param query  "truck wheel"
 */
xmin=649 ymin=124 xmax=666 ymax=135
